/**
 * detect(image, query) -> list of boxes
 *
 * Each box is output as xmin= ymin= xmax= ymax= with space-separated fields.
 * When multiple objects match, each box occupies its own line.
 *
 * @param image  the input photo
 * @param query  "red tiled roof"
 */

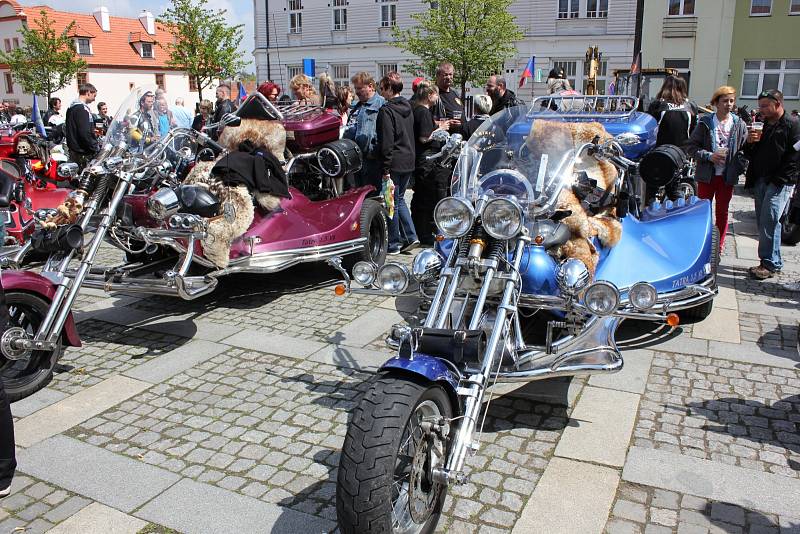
xmin=18 ymin=4 xmax=178 ymax=69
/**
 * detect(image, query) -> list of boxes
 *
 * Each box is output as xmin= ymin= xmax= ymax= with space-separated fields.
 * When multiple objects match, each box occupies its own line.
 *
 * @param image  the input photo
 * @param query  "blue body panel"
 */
xmin=507 ymin=110 xmax=657 ymax=160
xmin=435 ymin=198 xmax=712 ymax=296
xmin=596 ymin=198 xmax=714 ymax=292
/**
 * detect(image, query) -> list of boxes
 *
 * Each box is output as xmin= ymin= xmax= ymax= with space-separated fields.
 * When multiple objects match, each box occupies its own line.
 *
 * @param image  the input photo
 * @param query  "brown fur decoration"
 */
xmin=41 ymin=193 xmax=85 ymax=230
xmin=183 ymin=118 xmax=287 ymax=268
xmin=526 ymin=119 xmax=623 ymax=275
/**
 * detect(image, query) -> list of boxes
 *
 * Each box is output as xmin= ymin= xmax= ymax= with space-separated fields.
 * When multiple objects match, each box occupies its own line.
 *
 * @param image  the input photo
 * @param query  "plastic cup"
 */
xmin=749 ymin=121 xmax=763 ymax=142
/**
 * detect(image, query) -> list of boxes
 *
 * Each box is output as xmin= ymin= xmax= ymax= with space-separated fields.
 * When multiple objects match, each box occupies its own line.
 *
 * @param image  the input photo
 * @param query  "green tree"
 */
xmin=392 ymin=0 xmax=523 ymax=99
xmin=158 ymin=0 xmax=246 ymax=101
xmin=0 ymin=10 xmax=87 ymax=102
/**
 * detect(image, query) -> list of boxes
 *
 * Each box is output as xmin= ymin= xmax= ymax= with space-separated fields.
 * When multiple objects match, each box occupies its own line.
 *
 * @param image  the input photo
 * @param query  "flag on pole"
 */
xmin=31 ymin=94 xmax=47 ymax=139
xmin=518 ymin=56 xmax=535 ymax=89
xmin=630 ymin=51 xmax=641 ymax=75
xmin=237 ymin=82 xmax=247 ymax=104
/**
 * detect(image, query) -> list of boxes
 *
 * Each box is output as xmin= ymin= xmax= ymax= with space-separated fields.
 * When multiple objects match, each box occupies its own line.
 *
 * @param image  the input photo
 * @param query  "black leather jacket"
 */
xmin=744 ymin=112 xmax=800 ymax=188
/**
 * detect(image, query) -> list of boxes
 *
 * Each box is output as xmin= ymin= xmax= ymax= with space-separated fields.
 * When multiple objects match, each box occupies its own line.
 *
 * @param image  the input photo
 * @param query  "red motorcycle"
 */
xmin=0 ymin=126 xmax=72 ymax=247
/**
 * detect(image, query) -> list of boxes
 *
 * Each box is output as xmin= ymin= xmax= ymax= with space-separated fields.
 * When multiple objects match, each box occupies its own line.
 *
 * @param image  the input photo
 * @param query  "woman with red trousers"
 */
xmin=686 ymin=86 xmax=749 ymax=252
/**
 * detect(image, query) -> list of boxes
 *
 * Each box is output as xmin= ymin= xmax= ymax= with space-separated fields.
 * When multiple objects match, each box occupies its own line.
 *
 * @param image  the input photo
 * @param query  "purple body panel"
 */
xmin=228 ymin=185 xmax=375 ymax=259
xmin=0 ymin=270 xmax=82 ymax=347
xmin=123 ymin=194 xmax=161 ymax=228
xmin=284 ymin=112 xmax=341 ymax=152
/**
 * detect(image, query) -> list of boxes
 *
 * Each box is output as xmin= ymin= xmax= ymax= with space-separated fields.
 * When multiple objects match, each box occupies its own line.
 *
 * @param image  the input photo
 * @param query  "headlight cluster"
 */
xmin=433 ymin=196 xmax=525 ymax=240
xmin=583 ymin=281 xmax=620 ymax=316
xmin=351 ymin=261 xmax=410 ymax=294
xmin=628 ymin=282 xmax=658 ymax=311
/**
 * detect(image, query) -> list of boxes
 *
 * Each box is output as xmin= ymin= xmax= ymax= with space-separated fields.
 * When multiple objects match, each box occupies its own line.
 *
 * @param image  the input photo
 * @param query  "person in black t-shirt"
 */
xmin=411 ymin=82 xmax=450 ymax=245
xmin=431 ymin=62 xmax=463 ymax=136
xmin=645 ymin=75 xmax=698 ymax=204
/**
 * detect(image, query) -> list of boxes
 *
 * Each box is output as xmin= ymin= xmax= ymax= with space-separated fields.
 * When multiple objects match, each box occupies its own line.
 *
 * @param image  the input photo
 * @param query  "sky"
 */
xmin=20 ymin=0 xmax=256 ymax=71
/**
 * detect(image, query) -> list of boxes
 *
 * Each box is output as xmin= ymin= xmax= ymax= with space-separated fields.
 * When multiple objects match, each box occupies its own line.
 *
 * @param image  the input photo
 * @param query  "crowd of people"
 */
xmin=645 ymin=75 xmax=799 ymax=288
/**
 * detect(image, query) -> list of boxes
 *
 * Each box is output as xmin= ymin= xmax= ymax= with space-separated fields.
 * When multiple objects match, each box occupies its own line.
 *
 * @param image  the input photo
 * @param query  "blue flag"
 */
xmin=238 ymin=82 xmax=247 ymax=104
xmin=32 ymin=94 xmax=47 ymax=139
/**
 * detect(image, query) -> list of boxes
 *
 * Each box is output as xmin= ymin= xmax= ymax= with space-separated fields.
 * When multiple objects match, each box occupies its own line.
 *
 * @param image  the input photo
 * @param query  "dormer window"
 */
xmin=76 ymin=38 xmax=91 ymax=55
xmin=141 ymin=42 xmax=153 ymax=58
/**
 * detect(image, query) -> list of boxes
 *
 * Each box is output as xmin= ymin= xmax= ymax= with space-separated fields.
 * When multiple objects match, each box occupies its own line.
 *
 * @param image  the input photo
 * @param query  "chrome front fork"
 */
xmin=432 ymin=237 xmax=529 ymax=485
xmin=35 ymin=173 xmax=132 ymax=344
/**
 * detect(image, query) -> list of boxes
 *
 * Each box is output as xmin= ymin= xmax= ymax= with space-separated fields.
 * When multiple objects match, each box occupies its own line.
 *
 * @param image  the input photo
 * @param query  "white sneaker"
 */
xmin=0 ymin=483 xmax=11 ymax=498
xmin=782 ymin=281 xmax=800 ymax=292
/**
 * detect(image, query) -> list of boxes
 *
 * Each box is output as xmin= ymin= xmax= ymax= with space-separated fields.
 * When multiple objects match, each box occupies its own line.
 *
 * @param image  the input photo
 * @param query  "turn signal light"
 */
xmin=534 ymin=234 xmax=544 ymax=245
xmin=666 ymin=313 xmax=680 ymax=327
xmin=435 ymin=234 xmax=445 ymax=242
xmin=334 ymin=284 xmax=347 ymax=296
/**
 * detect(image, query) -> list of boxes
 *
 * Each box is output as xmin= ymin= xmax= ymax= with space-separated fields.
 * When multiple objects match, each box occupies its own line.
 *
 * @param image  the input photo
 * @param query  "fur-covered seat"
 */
xmin=183 ymin=119 xmax=286 ymax=268
xmin=526 ymin=119 xmax=622 ymax=275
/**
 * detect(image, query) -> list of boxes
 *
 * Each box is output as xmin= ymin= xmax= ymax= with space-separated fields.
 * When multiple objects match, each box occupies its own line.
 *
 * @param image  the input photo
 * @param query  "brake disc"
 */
xmin=408 ymin=435 xmax=441 ymax=524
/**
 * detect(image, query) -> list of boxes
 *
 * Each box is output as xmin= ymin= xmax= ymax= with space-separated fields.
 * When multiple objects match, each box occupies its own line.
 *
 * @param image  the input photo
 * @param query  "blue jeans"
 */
xmin=387 ymin=172 xmax=418 ymax=250
xmin=753 ymin=179 xmax=791 ymax=272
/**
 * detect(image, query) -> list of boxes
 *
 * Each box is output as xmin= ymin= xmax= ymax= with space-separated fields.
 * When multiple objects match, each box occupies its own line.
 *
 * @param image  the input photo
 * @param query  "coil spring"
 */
xmin=77 ymin=173 xmax=96 ymax=193
xmin=487 ymin=239 xmax=504 ymax=261
xmin=457 ymin=223 xmax=477 ymax=257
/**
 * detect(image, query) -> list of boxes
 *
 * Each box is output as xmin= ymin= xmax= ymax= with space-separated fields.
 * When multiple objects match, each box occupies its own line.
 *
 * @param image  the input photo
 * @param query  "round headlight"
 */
xmin=352 ymin=261 xmax=377 ymax=287
xmin=482 ymin=197 xmax=523 ymax=240
xmin=583 ymin=281 xmax=620 ymax=316
xmin=556 ymin=258 xmax=591 ymax=296
xmin=377 ymin=263 xmax=410 ymax=294
xmin=434 ymin=197 xmax=474 ymax=238
xmin=147 ymin=188 xmax=180 ymax=221
xmin=629 ymin=282 xmax=657 ymax=311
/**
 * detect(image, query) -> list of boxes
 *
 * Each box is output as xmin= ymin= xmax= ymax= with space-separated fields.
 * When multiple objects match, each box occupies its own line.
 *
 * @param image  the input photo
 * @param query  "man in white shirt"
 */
xmin=170 ymin=97 xmax=193 ymax=129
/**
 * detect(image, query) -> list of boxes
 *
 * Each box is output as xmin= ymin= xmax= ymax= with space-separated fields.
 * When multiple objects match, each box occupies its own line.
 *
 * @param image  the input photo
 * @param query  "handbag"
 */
xmin=730 ymin=150 xmax=749 ymax=177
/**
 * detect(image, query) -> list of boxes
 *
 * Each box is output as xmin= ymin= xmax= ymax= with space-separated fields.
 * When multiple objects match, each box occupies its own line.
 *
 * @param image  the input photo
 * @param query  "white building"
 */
xmin=0 ymin=0 xmax=218 ymax=113
xmin=640 ymin=0 xmax=736 ymax=105
xmin=254 ymin=0 xmax=638 ymax=99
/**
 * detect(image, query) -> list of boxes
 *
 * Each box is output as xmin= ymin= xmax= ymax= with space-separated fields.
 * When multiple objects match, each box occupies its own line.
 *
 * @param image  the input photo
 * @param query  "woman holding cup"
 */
xmin=686 ymin=85 xmax=749 ymax=252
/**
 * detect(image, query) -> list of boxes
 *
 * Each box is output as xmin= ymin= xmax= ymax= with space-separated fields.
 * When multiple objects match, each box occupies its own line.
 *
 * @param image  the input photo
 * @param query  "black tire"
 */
xmin=344 ymin=198 xmax=388 ymax=270
xmin=780 ymin=200 xmax=800 ymax=246
xmin=679 ymin=226 xmax=719 ymax=322
xmin=337 ymin=374 xmax=453 ymax=534
xmin=1 ymin=291 xmax=63 ymax=402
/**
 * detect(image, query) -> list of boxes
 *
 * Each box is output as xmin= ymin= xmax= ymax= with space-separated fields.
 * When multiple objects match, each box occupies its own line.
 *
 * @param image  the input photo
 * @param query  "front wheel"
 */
xmin=337 ymin=374 xmax=453 ymax=534
xmin=1 ymin=291 xmax=63 ymax=402
xmin=344 ymin=198 xmax=388 ymax=270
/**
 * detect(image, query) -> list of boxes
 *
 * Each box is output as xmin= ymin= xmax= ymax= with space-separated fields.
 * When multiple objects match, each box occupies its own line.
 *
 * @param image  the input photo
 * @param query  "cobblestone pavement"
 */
xmin=2 ymin=190 xmax=800 ymax=534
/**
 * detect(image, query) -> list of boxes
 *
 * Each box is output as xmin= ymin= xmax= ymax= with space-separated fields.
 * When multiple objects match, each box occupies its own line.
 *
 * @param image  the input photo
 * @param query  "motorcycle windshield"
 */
xmin=92 ymin=85 xmax=160 ymax=165
xmin=454 ymin=105 xmax=576 ymax=219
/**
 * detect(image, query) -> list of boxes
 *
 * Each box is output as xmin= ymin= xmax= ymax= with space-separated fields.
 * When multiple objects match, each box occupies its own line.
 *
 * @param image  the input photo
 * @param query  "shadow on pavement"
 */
xmin=682 ymin=395 xmax=800 ymax=470
xmin=699 ymin=500 xmax=800 ymax=533
xmin=615 ymin=320 xmax=683 ymax=350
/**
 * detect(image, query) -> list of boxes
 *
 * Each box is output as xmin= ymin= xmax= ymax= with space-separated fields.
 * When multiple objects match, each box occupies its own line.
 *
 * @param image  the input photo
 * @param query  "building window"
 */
xmin=141 ymin=42 xmax=153 ymax=58
xmin=4 ymin=73 xmax=13 ymax=94
xmin=333 ymin=0 xmax=347 ymax=30
xmin=553 ymin=60 xmax=578 ymax=90
xmin=287 ymin=65 xmax=303 ymax=79
xmin=155 ymin=73 xmax=166 ymax=90
xmin=586 ymin=0 xmax=608 ymax=18
xmin=189 ymin=76 xmax=198 ymax=92
xmin=790 ymin=0 xmax=800 ymax=14
xmin=378 ymin=63 xmax=398 ymax=79
xmin=12 ymin=38 xmax=18 ymax=49
xmin=558 ymin=0 xmax=578 ymax=19
xmin=750 ymin=0 xmax=771 ymax=15
xmin=289 ymin=0 xmax=303 ymax=33
xmin=3 ymin=39 xmax=9 ymax=52
xmin=664 ymin=59 xmax=691 ymax=91
xmin=380 ymin=0 xmax=396 ymax=27
xmin=742 ymin=59 xmax=800 ymax=99
xmin=583 ymin=60 xmax=608 ymax=94
xmin=76 ymin=38 xmax=91 ymax=55
xmin=331 ymin=64 xmax=349 ymax=86
xmin=76 ymin=72 xmax=88 ymax=87
xmin=668 ymin=0 xmax=695 ymax=16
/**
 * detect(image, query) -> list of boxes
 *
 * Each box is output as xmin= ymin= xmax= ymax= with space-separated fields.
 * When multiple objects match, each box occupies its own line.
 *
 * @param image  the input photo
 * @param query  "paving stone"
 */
xmin=18 ymin=436 xmax=179 ymax=513
xmin=47 ymin=502 xmax=147 ymax=534
xmin=123 ymin=340 xmax=228 ymax=383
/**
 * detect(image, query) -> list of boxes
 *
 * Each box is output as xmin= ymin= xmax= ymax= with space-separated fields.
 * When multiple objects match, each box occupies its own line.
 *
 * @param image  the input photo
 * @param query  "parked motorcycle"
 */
xmin=0 ymin=86 xmax=386 ymax=400
xmin=335 ymin=99 xmax=717 ymax=533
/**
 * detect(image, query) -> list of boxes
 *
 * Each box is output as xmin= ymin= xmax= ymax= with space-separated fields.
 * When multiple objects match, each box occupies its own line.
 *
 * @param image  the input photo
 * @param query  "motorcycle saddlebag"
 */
xmin=416 ymin=328 xmax=486 ymax=366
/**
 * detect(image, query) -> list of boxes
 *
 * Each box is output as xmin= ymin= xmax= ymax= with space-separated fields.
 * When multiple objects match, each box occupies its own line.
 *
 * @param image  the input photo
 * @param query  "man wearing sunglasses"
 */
xmin=744 ymin=89 xmax=800 ymax=280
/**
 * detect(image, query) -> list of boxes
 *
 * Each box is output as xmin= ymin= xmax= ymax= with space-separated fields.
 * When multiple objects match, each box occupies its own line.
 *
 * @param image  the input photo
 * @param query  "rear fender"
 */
xmin=0 ymin=270 xmax=81 ymax=347
xmin=380 ymin=354 xmax=462 ymax=415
